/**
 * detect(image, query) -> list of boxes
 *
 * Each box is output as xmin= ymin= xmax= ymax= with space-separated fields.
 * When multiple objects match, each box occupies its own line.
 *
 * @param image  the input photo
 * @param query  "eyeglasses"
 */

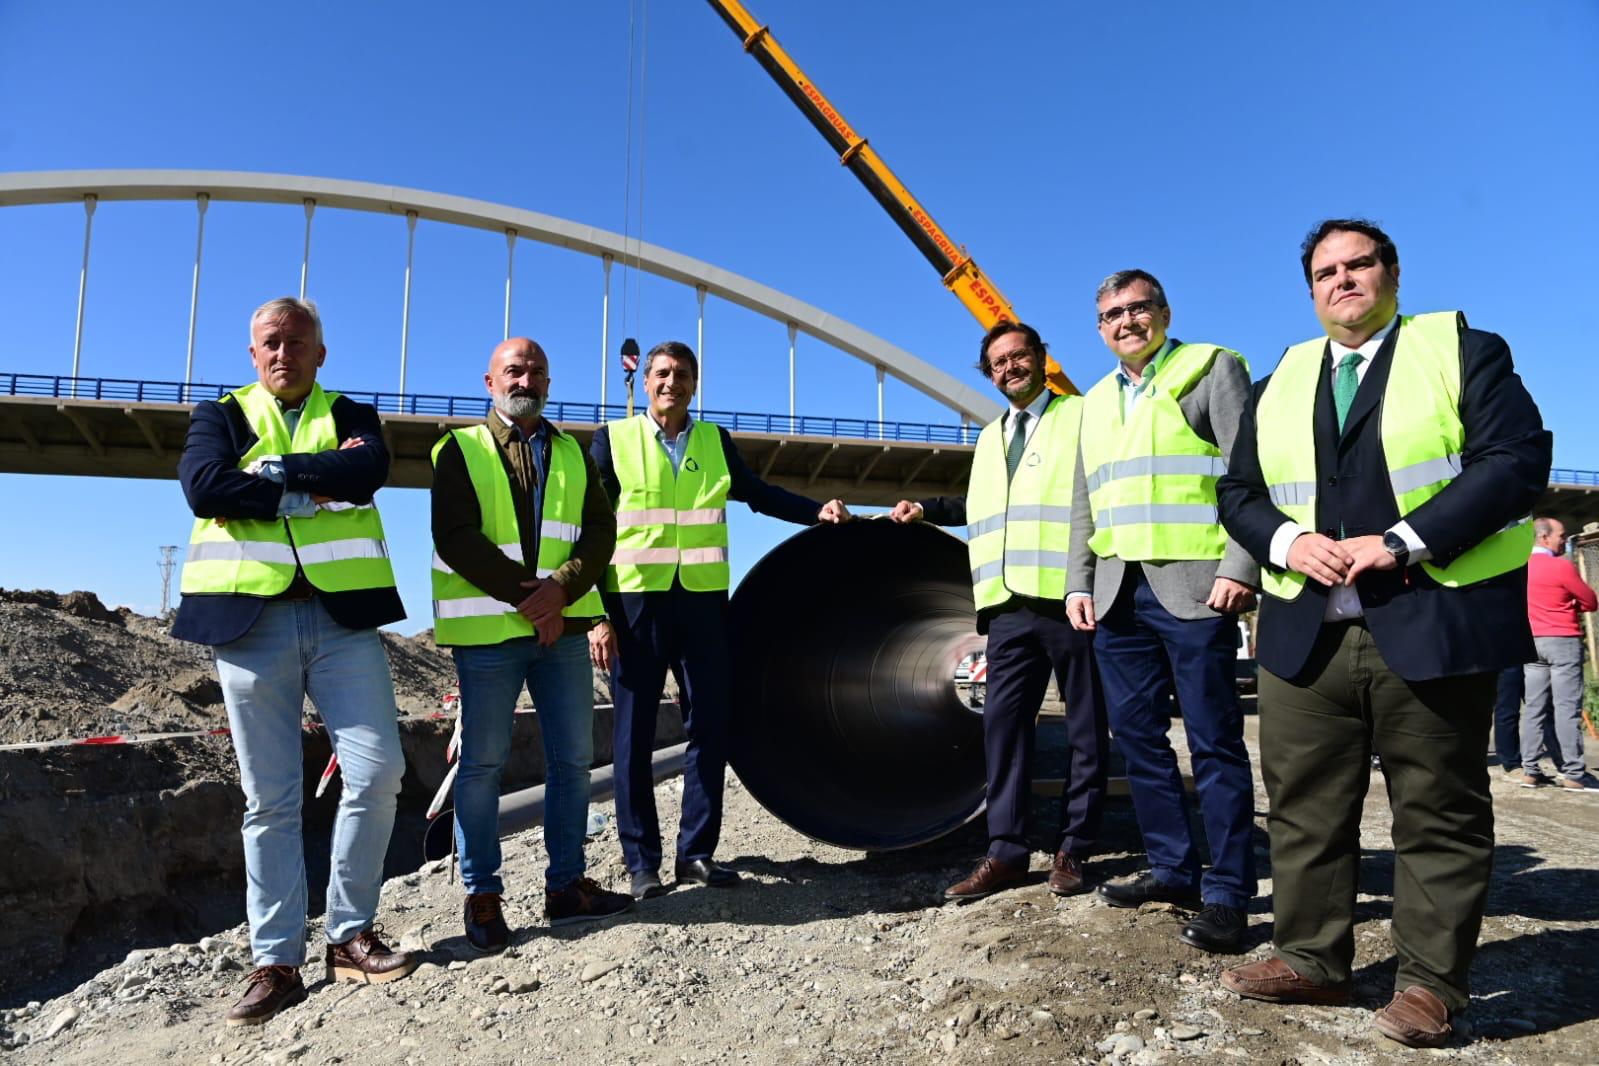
xmin=1097 ymin=299 xmax=1159 ymax=326
xmin=987 ymin=347 xmax=1037 ymax=373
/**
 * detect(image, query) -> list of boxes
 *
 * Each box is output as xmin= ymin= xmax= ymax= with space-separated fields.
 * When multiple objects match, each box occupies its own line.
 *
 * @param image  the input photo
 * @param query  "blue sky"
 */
xmin=1 ymin=1 xmax=1596 ymax=629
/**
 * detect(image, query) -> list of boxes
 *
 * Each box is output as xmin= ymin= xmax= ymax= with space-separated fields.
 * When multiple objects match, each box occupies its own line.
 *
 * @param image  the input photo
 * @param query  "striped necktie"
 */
xmin=1006 ymin=411 xmax=1030 ymax=481
xmin=1334 ymin=351 xmax=1364 ymax=431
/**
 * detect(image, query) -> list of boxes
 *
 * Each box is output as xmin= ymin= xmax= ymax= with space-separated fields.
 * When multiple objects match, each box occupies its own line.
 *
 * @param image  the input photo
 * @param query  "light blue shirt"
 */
xmin=256 ymin=401 xmax=317 ymax=518
xmin=649 ymin=410 xmax=693 ymax=474
xmin=1115 ymin=338 xmax=1173 ymax=420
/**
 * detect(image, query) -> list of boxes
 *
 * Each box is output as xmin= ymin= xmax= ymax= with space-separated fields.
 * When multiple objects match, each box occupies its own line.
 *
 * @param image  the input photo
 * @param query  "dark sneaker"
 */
xmin=226 ymin=965 xmax=306 ymax=1027
xmin=546 ymin=877 xmax=635 ymax=927
xmin=1559 ymin=773 xmax=1599 ymax=792
xmin=464 ymin=892 xmax=510 ymax=954
xmin=325 ymin=926 xmax=417 ymax=984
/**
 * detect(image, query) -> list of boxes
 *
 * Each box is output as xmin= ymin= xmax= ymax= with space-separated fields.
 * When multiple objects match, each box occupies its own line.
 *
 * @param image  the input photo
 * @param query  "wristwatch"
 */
xmin=1382 ymin=530 xmax=1410 ymax=567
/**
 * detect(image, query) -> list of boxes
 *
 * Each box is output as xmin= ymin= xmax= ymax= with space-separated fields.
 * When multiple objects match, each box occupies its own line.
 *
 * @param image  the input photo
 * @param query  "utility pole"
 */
xmin=158 ymin=546 xmax=179 ymax=617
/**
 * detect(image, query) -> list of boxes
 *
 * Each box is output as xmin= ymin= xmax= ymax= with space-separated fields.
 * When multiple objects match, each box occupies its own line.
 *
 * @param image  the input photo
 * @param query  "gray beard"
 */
xmin=496 ymin=391 xmax=545 ymax=421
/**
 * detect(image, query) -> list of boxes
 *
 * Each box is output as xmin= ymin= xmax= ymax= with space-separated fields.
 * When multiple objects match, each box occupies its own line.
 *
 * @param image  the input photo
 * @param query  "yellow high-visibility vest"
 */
xmin=965 ymin=394 xmax=1082 ymax=609
xmin=180 ymin=383 xmax=396 ymax=597
xmin=430 ymin=424 xmax=605 ymax=646
xmin=1079 ymin=343 xmax=1247 ymax=562
xmin=1256 ymin=311 xmax=1531 ymax=601
xmin=606 ymin=415 xmax=732 ymax=592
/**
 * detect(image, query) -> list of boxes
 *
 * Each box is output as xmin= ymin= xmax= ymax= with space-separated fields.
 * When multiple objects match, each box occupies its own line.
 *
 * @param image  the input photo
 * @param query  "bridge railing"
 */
xmin=0 ymin=372 xmax=979 ymax=444
xmin=1551 ymin=469 xmax=1599 ymax=487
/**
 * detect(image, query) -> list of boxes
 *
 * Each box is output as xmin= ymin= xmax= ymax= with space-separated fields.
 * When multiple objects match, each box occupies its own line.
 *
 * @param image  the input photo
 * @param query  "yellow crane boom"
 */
xmin=706 ymin=0 xmax=1076 ymax=395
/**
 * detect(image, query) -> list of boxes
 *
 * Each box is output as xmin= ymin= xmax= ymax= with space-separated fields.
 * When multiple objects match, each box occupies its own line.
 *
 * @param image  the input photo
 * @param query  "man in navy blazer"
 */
xmin=174 ymin=298 xmax=415 ymax=1026
xmin=1215 ymin=221 xmax=1550 ymax=1048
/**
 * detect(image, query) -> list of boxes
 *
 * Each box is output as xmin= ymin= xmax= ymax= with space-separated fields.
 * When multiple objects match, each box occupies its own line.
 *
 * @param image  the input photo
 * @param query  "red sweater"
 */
xmin=1527 ymin=551 xmax=1598 ymax=637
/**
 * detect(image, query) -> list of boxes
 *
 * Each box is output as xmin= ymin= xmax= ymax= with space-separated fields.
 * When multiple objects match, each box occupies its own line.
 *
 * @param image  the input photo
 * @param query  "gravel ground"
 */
xmin=4 ymin=715 xmax=1597 ymax=1065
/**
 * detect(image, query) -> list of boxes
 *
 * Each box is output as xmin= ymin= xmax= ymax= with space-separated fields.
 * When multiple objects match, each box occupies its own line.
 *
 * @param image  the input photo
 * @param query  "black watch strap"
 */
xmin=1382 ymin=530 xmax=1410 ymax=565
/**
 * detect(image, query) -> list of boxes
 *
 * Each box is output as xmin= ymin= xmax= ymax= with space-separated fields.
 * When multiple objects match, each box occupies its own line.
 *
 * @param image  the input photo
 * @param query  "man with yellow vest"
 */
xmin=174 ymin=297 xmax=415 ymax=1027
xmin=588 ymin=340 xmax=850 ymax=900
xmin=1066 ymin=270 xmax=1260 ymax=955
xmin=431 ymin=337 xmax=632 ymax=953
xmin=1217 ymin=220 xmax=1550 ymax=1047
xmin=890 ymin=321 xmax=1109 ymax=902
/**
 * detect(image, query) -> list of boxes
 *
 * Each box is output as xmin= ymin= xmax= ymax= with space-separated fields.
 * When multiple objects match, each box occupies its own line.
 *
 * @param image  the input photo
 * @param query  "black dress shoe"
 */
xmin=1095 ymin=872 xmax=1201 ymax=909
xmin=1179 ymin=903 xmax=1246 ymax=953
xmin=674 ymin=858 xmax=740 ymax=887
xmin=631 ymin=870 xmax=669 ymax=900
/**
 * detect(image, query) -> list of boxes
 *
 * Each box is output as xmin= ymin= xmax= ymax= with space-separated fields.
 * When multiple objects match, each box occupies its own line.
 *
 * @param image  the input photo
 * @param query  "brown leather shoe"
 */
xmin=1047 ymin=852 xmax=1087 ymax=896
xmin=226 ymin=965 xmax=307 ymax=1027
xmin=1220 ymin=957 xmax=1351 ymax=1005
xmin=944 ymin=856 xmax=1028 ymax=901
xmin=325 ymin=926 xmax=418 ymax=984
xmin=1373 ymin=985 xmax=1451 ymax=1048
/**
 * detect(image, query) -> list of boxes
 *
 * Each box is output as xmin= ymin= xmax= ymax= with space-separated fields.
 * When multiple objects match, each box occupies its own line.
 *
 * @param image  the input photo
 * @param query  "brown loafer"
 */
xmin=1373 ymin=985 xmax=1451 ymax=1048
xmin=325 ymin=926 xmax=418 ymax=984
xmin=1220 ymin=957 xmax=1351 ymax=1005
xmin=226 ymin=965 xmax=306 ymax=1027
xmin=944 ymin=856 xmax=1028 ymax=901
xmin=1047 ymin=852 xmax=1088 ymax=896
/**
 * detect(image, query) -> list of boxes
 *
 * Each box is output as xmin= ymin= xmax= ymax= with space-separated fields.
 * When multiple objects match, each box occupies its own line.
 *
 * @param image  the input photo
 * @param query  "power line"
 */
xmin=158 ymin=545 xmax=179 ymax=617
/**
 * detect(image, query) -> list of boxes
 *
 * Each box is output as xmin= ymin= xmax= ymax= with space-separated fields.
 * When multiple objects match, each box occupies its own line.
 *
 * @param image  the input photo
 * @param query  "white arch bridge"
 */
xmin=0 ymin=169 xmax=1004 ymax=504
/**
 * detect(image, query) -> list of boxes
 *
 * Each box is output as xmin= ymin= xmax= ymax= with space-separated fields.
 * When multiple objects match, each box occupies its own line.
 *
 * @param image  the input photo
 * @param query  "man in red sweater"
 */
xmin=1522 ymin=517 xmax=1599 ymax=791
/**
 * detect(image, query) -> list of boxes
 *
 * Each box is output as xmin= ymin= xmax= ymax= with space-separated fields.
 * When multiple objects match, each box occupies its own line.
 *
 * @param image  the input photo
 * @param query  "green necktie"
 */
xmin=1334 ymin=351 xmax=1364 ymax=431
xmin=1006 ymin=411 xmax=1030 ymax=480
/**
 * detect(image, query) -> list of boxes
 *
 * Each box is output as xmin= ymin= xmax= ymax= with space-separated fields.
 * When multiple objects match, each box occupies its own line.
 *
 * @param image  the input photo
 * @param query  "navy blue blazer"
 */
xmin=1217 ymin=319 xmax=1550 ymax=682
xmin=172 ymin=389 xmax=406 ymax=646
xmin=589 ymin=419 xmax=821 ymax=607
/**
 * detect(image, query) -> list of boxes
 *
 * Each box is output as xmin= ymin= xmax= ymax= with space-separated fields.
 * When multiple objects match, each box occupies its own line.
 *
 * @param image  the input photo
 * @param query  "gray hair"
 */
xmin=250 ymin=297 xmax=324 ymax=347
xmin=1094 ymin=269 xmax=1168 ymax=309
xmin=1534 ymin=517 xmax=1559 ymax=538
xmin=642 ymin=340 xmax=698 ymax=380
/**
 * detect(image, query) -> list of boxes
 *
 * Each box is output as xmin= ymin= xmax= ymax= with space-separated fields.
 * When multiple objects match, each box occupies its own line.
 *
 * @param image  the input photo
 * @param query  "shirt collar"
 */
xmin=1007 ymin=386 xmax=1052 ymax=429
xmin=648 ymin=408 xmax=693 ymax=441
xmin=1329 ymin=314 xmax=1399 ymax=362
xmin=494 ymin=408 xmax=546 ymax=444
xmin=1532 ymin=546 xmax=1555 ymax=556
xmin=1116 ymin=338 xmax=1173 ymax=389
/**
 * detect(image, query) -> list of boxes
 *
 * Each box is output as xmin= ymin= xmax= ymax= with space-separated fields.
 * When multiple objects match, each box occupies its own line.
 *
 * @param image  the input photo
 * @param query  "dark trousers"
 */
xmin=982 ymin=603 xmax=1108 ymax=866
xmin=605 ymin=585 xmax=731 ymax=874
xmin=1093 ymin=566 xmax=1257 ymax=909
xmin=1494 ymin=664 xmax=1524 ymax=771
xmin=1258 ymin=621 xmax=1494 ymax=1012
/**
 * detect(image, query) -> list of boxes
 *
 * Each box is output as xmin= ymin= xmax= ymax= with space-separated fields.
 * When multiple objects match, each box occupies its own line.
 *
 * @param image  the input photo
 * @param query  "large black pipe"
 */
xmin=729 ymin=520 xmax=986 ymax=851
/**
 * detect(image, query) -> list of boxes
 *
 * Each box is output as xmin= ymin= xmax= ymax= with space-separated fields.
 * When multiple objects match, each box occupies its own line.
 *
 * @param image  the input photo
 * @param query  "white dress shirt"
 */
xmin=1265 ymin=315 xmax=1429 ymax=620
xmin=1003 ymin=385 xmax=1054 ymax=452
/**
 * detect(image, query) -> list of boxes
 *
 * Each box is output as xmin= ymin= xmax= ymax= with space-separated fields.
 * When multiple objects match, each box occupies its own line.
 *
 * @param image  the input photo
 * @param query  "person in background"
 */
xmin=1519 ymin=516 xmax=1599 ymax=791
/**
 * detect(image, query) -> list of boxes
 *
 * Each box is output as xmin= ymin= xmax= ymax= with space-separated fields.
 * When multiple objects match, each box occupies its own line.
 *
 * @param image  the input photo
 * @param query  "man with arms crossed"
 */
xmin=175 ymin=298 xmax=415 ymax=1026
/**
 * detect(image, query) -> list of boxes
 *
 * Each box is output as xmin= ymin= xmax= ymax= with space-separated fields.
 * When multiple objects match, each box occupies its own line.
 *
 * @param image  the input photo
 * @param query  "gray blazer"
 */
xmin=1068 ymin=341 xmax=1260 ymax=621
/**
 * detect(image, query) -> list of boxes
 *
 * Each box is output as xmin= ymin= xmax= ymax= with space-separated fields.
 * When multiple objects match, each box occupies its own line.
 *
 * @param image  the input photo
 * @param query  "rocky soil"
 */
xmin=5 ymin=718 xmax=1596 ymax=1066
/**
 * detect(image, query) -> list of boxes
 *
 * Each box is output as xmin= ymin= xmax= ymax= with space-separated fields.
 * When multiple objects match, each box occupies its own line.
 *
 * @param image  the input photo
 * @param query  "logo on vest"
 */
xmin=1026 ymin=452 xmax=1042 ymax=467
xmin=684 ymin=457 xmax=701 ymax=473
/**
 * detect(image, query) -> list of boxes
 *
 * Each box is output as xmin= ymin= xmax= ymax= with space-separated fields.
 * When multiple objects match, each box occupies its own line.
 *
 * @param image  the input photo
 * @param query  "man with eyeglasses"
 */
xmin=1066 ymin=270 xmax=1259 ymax=955
xmin=1216 ymin=219 xmax=1548 ymax=1047
xmin=890 ymin=321 xmax=1109 ymax=903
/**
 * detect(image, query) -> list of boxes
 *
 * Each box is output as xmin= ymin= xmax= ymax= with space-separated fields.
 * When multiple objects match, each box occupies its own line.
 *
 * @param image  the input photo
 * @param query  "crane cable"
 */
xmin=619 ymin=0 xmax=650 ymax=361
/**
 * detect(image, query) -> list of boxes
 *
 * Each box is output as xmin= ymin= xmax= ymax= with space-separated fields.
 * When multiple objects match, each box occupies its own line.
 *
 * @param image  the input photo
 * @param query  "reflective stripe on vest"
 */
xmin=964 ymin=394 xmax=1082 ymax=610
xmin=1255 ymin=311 xmax=1532 ymax=602
xmin=1078 ymin=343 xmax=1246 ymax=562
xmin=429 ymin=423 xmax=604 ymax=646
xmin=605 ymin=415 xmax=733 ymax=593
xmin=179 ymin=383 xmax=397 ymax=598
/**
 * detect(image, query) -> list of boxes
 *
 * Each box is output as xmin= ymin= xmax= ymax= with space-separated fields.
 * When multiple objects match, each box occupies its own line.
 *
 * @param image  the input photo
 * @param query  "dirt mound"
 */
xmin=0 ymin=591 xmax=463 ymax=745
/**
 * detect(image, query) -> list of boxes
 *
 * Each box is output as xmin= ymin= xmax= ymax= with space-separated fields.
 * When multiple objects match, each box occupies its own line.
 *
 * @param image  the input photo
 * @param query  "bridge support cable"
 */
xmin=876 ymin=365 xmax=886 ymax=439
xmin=71 ymin=195 xmax=97 ymax=396
xmin=600 ymin=254 xmax=613 ymax=407
xmin=183 ymin=194 xmax=209 ymax=384
xmin=299 ymin=199 xmax=315 ymax=300
xmin=787 ymin=321 xmax=797 ymax=431
xmin=696 ymin=284 xmax=707 ymax=416
xmin=503 ymin=228 xmax=517 ymax=341
xmin=399 ymin=210 xmax=417 ymax=400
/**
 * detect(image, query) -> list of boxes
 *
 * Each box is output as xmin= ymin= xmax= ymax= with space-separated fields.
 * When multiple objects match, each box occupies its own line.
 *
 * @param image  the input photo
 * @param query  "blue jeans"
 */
xmin=1094 ymin=566 xmax=1258 ymax=910
xmin=451 ymin=634 xmax=594 ymax=892
xmin=215 ymin=600 xmax=404 ymax=967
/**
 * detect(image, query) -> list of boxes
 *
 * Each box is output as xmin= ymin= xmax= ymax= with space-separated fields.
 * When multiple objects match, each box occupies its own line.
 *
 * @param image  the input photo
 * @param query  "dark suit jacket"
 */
xmin=590 ymin=420 xmax=821 ymax=616
xmin=1218 ymin=319 xmax=1550 ymax=682
xmin=172 ymin=390 xmax=406 ymax=645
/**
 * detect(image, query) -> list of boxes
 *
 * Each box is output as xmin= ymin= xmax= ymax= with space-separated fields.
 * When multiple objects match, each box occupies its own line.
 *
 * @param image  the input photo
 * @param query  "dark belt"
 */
xmin=272 ymin=571 xmax=317 ymax=601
